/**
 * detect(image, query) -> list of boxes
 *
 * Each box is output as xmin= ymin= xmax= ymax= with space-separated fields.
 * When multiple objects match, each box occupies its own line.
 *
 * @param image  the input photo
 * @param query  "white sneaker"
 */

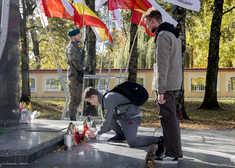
xmin=177 ymin=154 xmax=183 ymax=161
xmin=154 ymin=155 xmax=178 ymax=164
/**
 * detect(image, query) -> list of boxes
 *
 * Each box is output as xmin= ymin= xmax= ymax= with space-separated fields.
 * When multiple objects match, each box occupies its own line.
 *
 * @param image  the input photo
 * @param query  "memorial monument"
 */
xmin=0 ymin=0 xmax=20 ymax=127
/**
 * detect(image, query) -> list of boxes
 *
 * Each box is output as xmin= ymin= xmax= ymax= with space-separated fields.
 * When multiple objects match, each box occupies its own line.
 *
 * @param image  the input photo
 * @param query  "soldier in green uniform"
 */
xmin=65 ymin=28 xmax=84 ymax=121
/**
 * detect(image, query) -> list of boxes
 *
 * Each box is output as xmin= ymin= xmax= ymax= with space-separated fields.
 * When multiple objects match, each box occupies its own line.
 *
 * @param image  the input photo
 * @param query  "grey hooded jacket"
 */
xmin=152 ymin=22 xmax=182 ymax=93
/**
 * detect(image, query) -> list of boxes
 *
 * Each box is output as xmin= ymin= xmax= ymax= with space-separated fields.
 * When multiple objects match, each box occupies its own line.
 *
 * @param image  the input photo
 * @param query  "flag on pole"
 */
xmin=112 ymin=10 xmax=123 ymax=32
xmin=95 ymin=0 xmax=123 ymax=32
xmin=131 ymin=0 xmax=178 ymax=37
xmin=73 ymin=0 xmax=113 ymax=43
xmin=38 ymin=0 xmax=80 ymax=25
xmin=163 ymin=0 xmax=200 ymax=12
xmin=36 ymin=0 xmax=48 ymax=27
xmin=131 ymin=9 xmax=155 ymax=37
xmin=148 ymin=0 xmax=178 ymax=26
xmin=108 ymin=0 xmax=152 ymax=11
xmin=95 ymin=0 xmax=107 ymax=11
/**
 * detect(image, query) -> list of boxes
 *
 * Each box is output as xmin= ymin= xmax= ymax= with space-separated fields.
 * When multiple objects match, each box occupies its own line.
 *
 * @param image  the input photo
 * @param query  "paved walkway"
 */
xmin=0 ymin=120 xmax=235 ymax=168
xmin=150 ymin=128 xmax=235 ymax=168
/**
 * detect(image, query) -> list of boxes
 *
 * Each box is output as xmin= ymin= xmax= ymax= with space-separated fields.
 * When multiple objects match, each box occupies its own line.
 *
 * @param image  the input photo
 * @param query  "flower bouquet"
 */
xmin=20 ymin=102 xmax=40 ymax=124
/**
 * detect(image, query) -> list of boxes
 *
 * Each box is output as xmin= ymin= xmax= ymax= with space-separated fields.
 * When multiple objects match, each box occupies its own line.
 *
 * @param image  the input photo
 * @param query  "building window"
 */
xmin=137 ymin=78 xmax=144 ymax=86
xmin=115 ymin=77 xmax=144 ymax=87
xmin=191 ymin=77 xmax=206 ymax=91
xmin=115 ymin=74 xmax=146 ymax=88
xmin=45 ymin=78 xmax=68 ymax=92
xmin=228 ymin=77 xmax=235 ymax=91
xmin=115 ymin=77 xmax=144 ymax=86
xmin=20 ymin=77 xmax=36 ymax=92
xmin=95 ymin=79 xmax=107 ymax=90
xmin=29 ymin=78 xmax=35 ymax=92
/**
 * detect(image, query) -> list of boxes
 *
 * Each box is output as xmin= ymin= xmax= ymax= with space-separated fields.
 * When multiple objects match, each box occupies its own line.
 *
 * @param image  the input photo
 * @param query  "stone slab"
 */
xmin=0 ymin=119 xmax=150 ymax=167
xmin=0 ymin=120 xmax=84 ymax=164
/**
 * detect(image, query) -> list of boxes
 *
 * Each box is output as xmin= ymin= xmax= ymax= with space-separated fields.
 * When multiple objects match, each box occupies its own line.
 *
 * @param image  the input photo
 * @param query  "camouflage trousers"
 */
xmin=67 ymin=74 xmax=83 ymax=117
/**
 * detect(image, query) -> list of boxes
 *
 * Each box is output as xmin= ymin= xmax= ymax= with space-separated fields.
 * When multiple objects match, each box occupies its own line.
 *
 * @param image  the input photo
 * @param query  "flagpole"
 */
xmin=82 ymin=0 xmax=85 ymax=50
xmin=47 ymin=21 xmax=61 ymax=68
xmin=107 ymin=9 xmax=111 ymax=90
xmin=41 ymin=19 xmax=59 ymax=70
xmin=118 ymin=22 xmax=131 ymax=84
xmin=82 ymin=0 xmax=85 ymax=49
xmin=42 ymin=18 xmax=69 ymax=120
xmin=38 ymin=0 xmax=69 ymax=119
xmin=98 ymin=9 xmax=109 ymax=89
xmin=124 ymin=14 xmax=143 ymax=80
xmin=40 ymin=16 xmax=59 ymax=69
xmin=97 ymin=12 xmax=109 ymax=121
xmin=47 ymin=20 xmax=68 ymax=96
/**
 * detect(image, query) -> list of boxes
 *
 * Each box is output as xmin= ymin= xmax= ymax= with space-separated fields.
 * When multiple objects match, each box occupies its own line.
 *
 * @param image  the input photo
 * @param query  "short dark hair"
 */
xmin=142 ymin=8 xmax=162 ymax=22
xmin=84 ymin=87 xmax=98 ymax=100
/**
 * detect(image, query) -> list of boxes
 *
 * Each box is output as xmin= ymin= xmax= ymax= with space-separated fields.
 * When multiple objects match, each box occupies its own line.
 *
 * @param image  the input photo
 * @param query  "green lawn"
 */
xmin=31 ymin=98 xmax=235 ymax=130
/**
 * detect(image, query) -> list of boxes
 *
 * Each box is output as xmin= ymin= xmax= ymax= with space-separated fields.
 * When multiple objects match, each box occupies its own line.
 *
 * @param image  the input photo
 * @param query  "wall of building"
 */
xmin=22 ymin=68 xmax=235 ymax=99
xmin=184 ymin=68 xmax=235 ymax=98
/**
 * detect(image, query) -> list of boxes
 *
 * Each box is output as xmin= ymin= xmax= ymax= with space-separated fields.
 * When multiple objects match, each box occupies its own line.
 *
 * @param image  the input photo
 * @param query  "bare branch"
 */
xmin=38 ymin=38 xmax=49 ymax=43
xmin=223 ymin=6 xmax=235 ymax=15
xmin=32 ymin=4 xmax=37 ymax=11
xmin=27 ymin=25 xmax=43 ymax=30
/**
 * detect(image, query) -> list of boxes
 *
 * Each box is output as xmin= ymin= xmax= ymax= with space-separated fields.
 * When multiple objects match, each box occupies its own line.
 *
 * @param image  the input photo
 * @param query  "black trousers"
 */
xmin=156 ymin=91 xmax=182 ymax=157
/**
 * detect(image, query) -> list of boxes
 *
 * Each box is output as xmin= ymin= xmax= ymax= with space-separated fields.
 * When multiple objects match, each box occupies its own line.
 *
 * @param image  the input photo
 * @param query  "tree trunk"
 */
xmin=184 ymin=52 xmax=190 ymax=68
xmin=128 ymin=11 xmax=138 ymax=83
xmin=29 ymin=19 xmax=40 ymax=69
xmin=83 ymin=0 xmax=98 ymax=116
xmin=172 ymin=5 xmax=190 ymax=120
xmin=141 ymin=53 xmax=146 ymax=68
xmin=20 ymin=0 xmax=30 ymax=102
xmin=199 ymin=0 xmax=224 ymax=110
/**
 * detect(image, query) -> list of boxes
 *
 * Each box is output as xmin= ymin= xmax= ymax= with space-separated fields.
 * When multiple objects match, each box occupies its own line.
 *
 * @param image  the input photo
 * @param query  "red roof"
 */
xmin=21 ymin=68 xmax=235 ymax=73
xmin=184 ymin=68 xmax=235 ymax=72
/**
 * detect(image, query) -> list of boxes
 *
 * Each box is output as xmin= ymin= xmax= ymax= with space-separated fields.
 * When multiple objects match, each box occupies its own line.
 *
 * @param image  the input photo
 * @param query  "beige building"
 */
xmin=23 ymin=68 xmax=235 ymax=98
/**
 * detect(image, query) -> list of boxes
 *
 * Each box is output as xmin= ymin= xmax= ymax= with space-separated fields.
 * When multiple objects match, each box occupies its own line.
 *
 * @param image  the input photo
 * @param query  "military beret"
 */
xmin=68 ymin=28 xmax=80 ymax=37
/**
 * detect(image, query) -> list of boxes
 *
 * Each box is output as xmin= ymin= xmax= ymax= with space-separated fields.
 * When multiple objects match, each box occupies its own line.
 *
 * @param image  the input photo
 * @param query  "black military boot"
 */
xmin=70 ymin=116 xmax=76 ymax=121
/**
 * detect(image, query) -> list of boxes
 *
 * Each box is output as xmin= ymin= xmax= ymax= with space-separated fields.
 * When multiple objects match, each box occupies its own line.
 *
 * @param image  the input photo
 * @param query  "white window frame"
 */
xmin=114 ymin=73 xmax=146 ymax=88
xmin=20 ymin=75 xmax=37 ymax=93
xmin=29 ymin=75 xmax=37 ymax=92
xmin=188 ymin=73 xmax=220 ymax=92
xmin=137 ymin=73 xmax=146 ymax=88
xmin=225 ymin=73 xmax=235 ymax=91
xmin=95 ymin=78 xmax=108 ymax=90
xmin=43 ymin=74 xmax=65 ymax=92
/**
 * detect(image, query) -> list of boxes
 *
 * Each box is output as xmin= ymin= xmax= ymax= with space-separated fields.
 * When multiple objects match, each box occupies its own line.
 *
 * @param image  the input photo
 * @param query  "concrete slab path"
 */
xmin=0 ymin=120 xmax=235 ymax=168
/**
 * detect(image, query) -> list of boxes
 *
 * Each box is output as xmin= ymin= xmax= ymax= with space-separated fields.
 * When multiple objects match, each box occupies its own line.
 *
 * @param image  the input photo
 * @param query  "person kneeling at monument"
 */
xmin=84 ymin=86 xmax=164 ymax=153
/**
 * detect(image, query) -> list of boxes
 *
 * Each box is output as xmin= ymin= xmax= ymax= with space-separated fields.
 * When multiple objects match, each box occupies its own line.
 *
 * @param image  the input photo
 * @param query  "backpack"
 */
xmin=102 ymin=81 xmax=149 ymax=109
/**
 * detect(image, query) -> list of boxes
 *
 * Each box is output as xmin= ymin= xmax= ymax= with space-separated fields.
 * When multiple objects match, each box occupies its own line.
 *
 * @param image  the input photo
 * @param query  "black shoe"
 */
xmin=155 ymin=136 xmax=165 ymax=157
xmin=70 ymin=116 xmax=76 ymax=121
xmin=107 ymin=134 xmax=126 ymax=142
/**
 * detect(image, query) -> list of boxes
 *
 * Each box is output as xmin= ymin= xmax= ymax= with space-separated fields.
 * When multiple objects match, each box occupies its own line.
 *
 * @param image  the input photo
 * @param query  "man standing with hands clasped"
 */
xmin=65 ymin=28 xmax=84 ymax=121
xmin=143 ymin=8 xmax=182 ymax=164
